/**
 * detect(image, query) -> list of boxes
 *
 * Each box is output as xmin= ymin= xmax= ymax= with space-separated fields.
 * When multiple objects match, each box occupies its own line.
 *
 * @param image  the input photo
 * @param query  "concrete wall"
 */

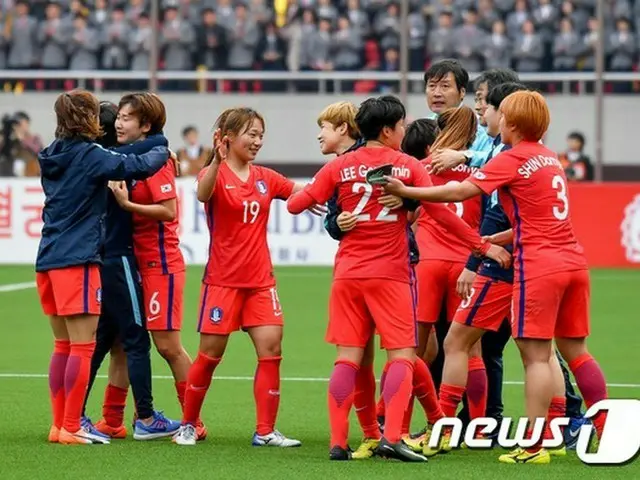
xmin=4 ymin=93 xmax=638 ymax=164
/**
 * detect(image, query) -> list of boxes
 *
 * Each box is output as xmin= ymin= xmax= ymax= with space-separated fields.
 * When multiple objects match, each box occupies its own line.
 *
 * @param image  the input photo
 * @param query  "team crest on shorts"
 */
xmin=256 ymin=180 xmax=268 ymax=195
xmin=96 ymin=288 xmax=102 ymax=304
xmin=210 ymin=307 xmax=223 ymax=323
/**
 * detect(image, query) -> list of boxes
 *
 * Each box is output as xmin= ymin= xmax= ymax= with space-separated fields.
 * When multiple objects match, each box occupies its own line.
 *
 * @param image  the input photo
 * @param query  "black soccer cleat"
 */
xmin=376 ymin=437 xmax=429 ymax=462
xmin=329 ymin=445 xmax=352 ymax=461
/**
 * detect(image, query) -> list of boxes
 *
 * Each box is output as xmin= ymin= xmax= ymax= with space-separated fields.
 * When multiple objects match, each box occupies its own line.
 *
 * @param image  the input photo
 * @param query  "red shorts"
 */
xmin=327 ymin=278 xmax=416 ymax=350
xmin=512 ymin=270 xmax=590 ymax=340
xmin=142 ymin=271 xmax=185 ymax=331
xmin=197 ymin=284 xmax=284 ymax=335
xmin=453 ymin=275 xmax=512 ymax=332
xmin=36 ymin=265 xmax=101 ymax=317
xmin=415 ymin=260 xmax=465 ymax=323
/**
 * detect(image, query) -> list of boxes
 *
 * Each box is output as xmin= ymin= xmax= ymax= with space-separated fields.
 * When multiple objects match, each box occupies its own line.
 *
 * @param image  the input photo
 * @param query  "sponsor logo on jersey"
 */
xmin=621 ymin=194 xmax=640 ymax=263
xmin=256 ymin=180 xmax=268 ymax=195
xmin=210 ymin=307 xmax=223 ymax=323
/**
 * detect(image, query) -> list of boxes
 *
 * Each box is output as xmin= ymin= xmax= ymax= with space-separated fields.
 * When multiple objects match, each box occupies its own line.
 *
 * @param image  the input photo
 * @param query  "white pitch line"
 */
xmin=0 ymin=373 xmax=637 ymax=388
xmin=0 ymin=281 xmax=36 ymax=292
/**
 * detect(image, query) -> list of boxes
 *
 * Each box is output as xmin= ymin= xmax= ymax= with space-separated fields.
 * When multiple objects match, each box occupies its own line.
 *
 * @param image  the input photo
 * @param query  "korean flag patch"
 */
xmin=210 ymin=307 xmax=223 ymax=323
xmin=160 ymin=183 xmax=173 ymax=194
xmin=256 ymin=180 xmax=268 ymax=195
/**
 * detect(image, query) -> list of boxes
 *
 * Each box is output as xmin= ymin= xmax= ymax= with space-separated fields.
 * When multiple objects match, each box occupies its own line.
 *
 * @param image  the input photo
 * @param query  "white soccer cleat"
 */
xmin=173 ymin=424 xmax=197 ymax=446
xmin=252 ymin=430 xmax=302 ymax=447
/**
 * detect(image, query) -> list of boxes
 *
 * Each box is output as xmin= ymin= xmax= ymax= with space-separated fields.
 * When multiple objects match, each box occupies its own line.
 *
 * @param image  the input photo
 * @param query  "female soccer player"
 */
xmin=173 ymin=107 xmax=321 ymax=446
xmin=108 ymin=92 xmax=204 ymax=438
xmin=82 ymin=101 xmax=180 ymax=441
xmin=37 ymin=89 xmax=169 ymax=445
xmin=383 ymin=91 xmax=608 ymax=464
xmin=287 ymin=96 xmax=510 ymax=461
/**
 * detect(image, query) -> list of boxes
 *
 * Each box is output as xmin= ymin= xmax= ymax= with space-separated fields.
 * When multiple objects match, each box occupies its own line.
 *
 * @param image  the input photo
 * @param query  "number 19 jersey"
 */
xmin=302 ymin=146 xmax=431 ymax=284
xmin=416 ymin=158 xmax=482 ymax=262
xmin=468 ymin=141 xmax=587 ymax=281
xmin=198 ymin=163 xmax=294 ymax=288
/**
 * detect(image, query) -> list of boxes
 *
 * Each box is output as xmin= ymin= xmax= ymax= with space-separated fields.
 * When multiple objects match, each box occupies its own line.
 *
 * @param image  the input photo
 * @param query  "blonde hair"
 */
xmin=431 ymin=106 xmax=477 ymax=152
xmin=317 ymin=101 xmax=360 ymax=139
xmin=500 ymin=91 xmax=550 ymax=142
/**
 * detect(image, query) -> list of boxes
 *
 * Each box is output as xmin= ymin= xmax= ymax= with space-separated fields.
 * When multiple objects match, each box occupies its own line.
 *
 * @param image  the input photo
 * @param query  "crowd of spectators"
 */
xmin=0 ymin=0 xmax=638 ymax=92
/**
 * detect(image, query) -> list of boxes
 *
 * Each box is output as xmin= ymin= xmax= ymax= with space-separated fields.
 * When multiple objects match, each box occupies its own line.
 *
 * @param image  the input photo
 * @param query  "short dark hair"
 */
xmin=424 ymin=59 xmax=469 ymax=92
xmin=98 ymin=101 xmax=118 ymax=148
xmin=118 ymin=92 xmax=167 ymax=135
xmin=486 ymin=82 xmax=529 ymax=109
xmin=182 ymin=125 xmax=197 ymax=137
xmin=355 ymin=95 xmax=406 ymax=142
xmin=401 ymin=119 xmax=439 ymax=160
xmin=474 ymin=68 xmax=520 ymax=92
xmin=567 ymin=131 xmax=585 ymax=146
xmin=14 ymin=111 xmax=30 ymax=123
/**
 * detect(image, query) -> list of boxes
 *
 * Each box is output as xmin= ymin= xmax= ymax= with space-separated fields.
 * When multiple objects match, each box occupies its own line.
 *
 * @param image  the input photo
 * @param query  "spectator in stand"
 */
xmin=129 ymin=11 xmax=152 ymax=90
xmin=579 ymin=17 xmax=599 ymax=71
xmin=316 ymin=0 xmax=338 ymax=24
xmin=532 ymin=0 xmax=559 ymax=70
xmin=493 ymin=0 xmax=515 ymax=17
xmin=506 ymin=0 xmax=529 ymax=39
xmin=64 ymin=0 xmax=90 ymax=30
xmin=553 ymin=17 xmax=580 ymax=71
xmin=258 ymin=21 xmax=287 ymax=91
xmin=227 ymin=3 xmax=259 ymax=70
xmin=331 ymin=16 xmax=362 ymax=71
xmin=39 ymin=1 xmax=68 ymax=73
xmin=483 ymin=20 xmax=512 ymax=70
xmin=428 ymin=11 xmax=455 ymax=64
xmin=160 ymin=5 xmax=195 ymax=89
xmin=407 ymin=6 xmax=426 ymax=71
xmin=477 ymin=0 xmax=499 ymax=32
xmin=345 ymin=0 xmax=370 ymax=39
xmin=101 ymin=5 xmax=129 ymax=90
xmin=197 ymin=8 xmax=228 ymax=72
xmin=559 ymin=131 xmax=593 ymax=182
xmin=303 ymin=17 xmax=332 ymax=72
xmin=7 ymin=1 xmax=38 ymax=71
xmin=176 ymin=125 xmax=211 ymax=177
xmin=0 ymin=10 xmax=6 ymax=71
xmin=453 ymin=8 xmax=485 ymax=73
xmin=512 ymin=19 xmax=544 ymax=72
xmin=249 ymin=0 xmax=273 ymax=29
xmin=430 ymin=0 xmax=459 ymax=27
xmin=126 ymin=0 xmax=146 ymax=25
xmin=89 ymin=0 xmax=109 ymax=30
xmin=68 ymin=14 xmax=99 ymax=72
xmin=215 ymin=0 xmax=236 ymax=31
xmin=608 ymin=18 xmax=636 ymax=72
xmin=374 ymin=2 xmax=401 ymax=52
xmin=561 ymin=1 xmax=588 ymax=34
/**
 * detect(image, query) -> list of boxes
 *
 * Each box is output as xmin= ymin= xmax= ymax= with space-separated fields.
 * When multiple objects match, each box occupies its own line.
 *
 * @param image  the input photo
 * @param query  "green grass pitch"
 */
xmin=0 ymin=265 xmax=638 ymax=479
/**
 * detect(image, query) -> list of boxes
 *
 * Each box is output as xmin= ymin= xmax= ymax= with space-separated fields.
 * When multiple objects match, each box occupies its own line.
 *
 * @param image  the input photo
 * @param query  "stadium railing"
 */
xmin=0 ymin=70 xmax=639 ymax=94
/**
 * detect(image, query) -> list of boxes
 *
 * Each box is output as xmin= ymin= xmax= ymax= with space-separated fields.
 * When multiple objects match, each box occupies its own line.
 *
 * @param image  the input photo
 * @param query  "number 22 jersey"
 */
xmin=197 ymin=163 xmax=294 ymax=288
xmin=468 ymin=141 xmax=587 ymax=281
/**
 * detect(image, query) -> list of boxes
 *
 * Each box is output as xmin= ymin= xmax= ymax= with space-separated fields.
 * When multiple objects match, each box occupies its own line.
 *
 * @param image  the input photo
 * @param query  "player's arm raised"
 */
xmin=384 ymin=176 xmax=483 ymax=203
xmin=287 ymin=162 xmax=335 ymax=214
xmin=197 ymin=129 xmax=226 ymax=203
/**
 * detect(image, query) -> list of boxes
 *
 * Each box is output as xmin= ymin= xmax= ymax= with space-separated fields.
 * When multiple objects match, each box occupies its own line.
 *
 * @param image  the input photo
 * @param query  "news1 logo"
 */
xmin=429 ymin=399 xmax=640 ymax=465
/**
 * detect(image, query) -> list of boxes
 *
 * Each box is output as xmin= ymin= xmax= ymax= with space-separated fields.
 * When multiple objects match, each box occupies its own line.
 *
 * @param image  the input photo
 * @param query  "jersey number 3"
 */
xmin=552 ymin=175 xmax=569 ymax=221
xmin=351 ymin=182 xmax=398 ymax=222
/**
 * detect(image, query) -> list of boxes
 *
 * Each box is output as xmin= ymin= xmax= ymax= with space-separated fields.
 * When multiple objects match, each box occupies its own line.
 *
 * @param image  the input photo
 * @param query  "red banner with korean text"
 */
xmin=569 ymin=183 xmax=640 ymax=267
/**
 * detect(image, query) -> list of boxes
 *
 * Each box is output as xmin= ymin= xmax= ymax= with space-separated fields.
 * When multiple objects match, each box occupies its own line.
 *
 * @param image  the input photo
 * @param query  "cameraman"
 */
xmin=0 ymin=114 xmax=21 ymax=177
xmin=0 ymin=112 xmax=42 ymax=177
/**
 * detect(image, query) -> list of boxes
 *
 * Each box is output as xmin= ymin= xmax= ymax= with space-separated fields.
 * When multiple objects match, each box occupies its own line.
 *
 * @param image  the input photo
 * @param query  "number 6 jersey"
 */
xmin=298 ymin=146 xmax=484 ymax=284
xmin=468 ymin=140 xmax=587 ymax=281
xmin=197 ymin=163 xmax=294 ymax=288
xmin=416 ymin=157 xmax=482 ymax=263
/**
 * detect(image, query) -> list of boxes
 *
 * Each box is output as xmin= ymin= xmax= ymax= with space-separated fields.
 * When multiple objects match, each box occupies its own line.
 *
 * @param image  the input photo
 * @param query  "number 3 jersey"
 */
xmin=416 ymin=157 xmax=482 ymax=263
xmin=197 ymin=163 xmax=294 ymax=288
xmin=468 ymin=141 xmax=587 ymax=281
xmin=302 ymin=146 xmax=435 ymax=284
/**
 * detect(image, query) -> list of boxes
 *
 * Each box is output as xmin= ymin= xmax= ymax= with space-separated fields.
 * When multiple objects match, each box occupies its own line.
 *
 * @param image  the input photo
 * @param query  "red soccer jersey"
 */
xmin=130 ymin=160 xmax=185 ymax=275
xmin=416 ymin=158 xmax=482 ymax=263
xmin=199 ymin=162 xmax=295 ymax=288
xmin=295 ymin=146 xmax=482 ymax=284
xmin=468 ymin=141 xmax=588 ymax=281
